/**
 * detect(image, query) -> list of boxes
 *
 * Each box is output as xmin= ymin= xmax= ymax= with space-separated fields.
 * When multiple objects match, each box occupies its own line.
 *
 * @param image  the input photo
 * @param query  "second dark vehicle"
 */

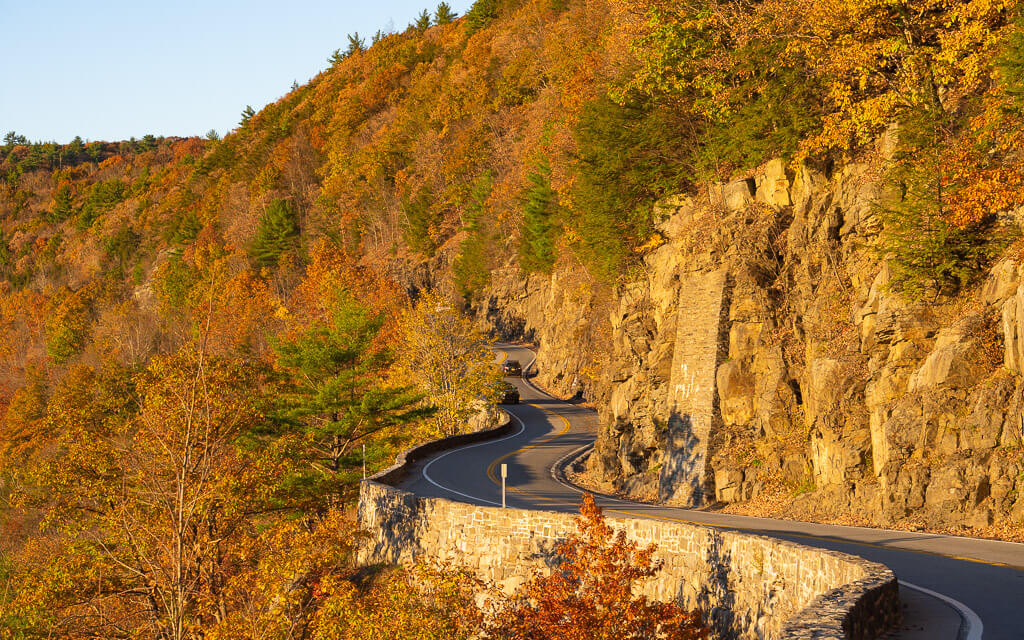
xmin=498 ymin=381 xmax=520 ymax=404
xmin=502 ymin=359 xmax=522 ymax=376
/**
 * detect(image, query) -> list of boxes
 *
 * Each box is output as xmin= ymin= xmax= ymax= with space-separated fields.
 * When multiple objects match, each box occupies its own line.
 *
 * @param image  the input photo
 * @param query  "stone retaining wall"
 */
xmin=358 ymin=421 xmax=899 ymax=640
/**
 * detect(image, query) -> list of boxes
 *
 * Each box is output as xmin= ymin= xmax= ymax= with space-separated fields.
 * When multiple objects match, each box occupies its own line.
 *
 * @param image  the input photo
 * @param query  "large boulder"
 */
xmin=755 ymin=158 xmax=792 ymax=208
xmin=717 ymin=360 xmax=755 ymax=426
xmin=722 ymin=178 xmax=755 ymax=211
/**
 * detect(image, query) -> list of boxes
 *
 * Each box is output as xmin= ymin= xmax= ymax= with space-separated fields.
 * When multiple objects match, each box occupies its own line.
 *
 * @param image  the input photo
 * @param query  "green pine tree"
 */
xmin=250 ymin=198 xmax=300 ymax=268
xmin=272 ymin=293 xmax=433 ymax=500
xmin=466 ymin=0 xmax=500 ymax=32
xmin=67 ymin=136 xmax=85 ymax=163
xmin=519 ymin=160 xmax=560 ymax=274
xmin=572 ymin=92 xmax=694 ymax=281
xmin=48 ymin=184 xmax=74 ymax=223
xmin=239 ymin=105 xmax=256 ymax=127
xmin=453 ymin=171 xmax=494 ymax=300
xmin=414 ymin=9 xmax=432 ymax=32
xmin=879 ymin=111 xmax=1012 ymax=298
xmin=435 ymin=2 xmax=457 ymax=24
xmin=998 ymin=13 xmax=1024 ymax=111
xmin=402 ymin=188 xmax=437 ymax=255
xmin=0 ymin=229 xmax=11 ymax=272
xmin=77 ymin=179 xmax=126 ymax=230
xmin=346 ymin=32 xmax=365 ymax=56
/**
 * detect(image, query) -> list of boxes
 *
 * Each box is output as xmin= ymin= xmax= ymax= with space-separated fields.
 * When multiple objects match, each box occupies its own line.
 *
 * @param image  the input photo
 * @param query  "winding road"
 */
xmin=398 ymin=344 xmax=1024 ymax=639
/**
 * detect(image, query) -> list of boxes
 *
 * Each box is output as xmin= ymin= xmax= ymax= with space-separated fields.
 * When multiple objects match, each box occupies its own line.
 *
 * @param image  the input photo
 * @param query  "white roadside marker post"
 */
xmin=501 ymin=463 xmax=508 ymax=508
xmin=362 ymin=444 xmax=366 ymax=479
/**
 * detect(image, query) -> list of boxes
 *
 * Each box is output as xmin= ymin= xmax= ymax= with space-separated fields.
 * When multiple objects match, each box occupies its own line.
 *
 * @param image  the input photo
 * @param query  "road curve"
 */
xmin=398 ymin=344 xmax=1024 ymax=639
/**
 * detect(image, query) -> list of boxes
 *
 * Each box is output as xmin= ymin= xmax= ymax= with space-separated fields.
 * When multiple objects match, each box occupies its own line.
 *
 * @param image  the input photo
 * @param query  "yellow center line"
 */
xmin=481 ymin=399 xmax=1016 ymax=570
xmin=486 ymin=403 xmax=571 ymax=486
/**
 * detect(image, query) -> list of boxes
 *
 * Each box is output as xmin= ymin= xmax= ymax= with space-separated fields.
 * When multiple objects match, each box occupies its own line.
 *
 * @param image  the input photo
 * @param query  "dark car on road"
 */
xmin=502 ymin=359 xmax=522 ymax=376
xmin=498 ymin=382 xmax=520 ymax=404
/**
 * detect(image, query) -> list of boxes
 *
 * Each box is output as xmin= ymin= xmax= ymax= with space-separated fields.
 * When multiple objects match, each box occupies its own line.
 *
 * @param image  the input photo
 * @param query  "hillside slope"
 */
xmin=3 ymin=0 xmax=1024 ymax=549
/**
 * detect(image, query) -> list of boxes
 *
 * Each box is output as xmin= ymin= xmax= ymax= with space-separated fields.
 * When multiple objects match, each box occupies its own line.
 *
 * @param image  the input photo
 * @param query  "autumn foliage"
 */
xmin=3 ymin=0 xmax=1024 ymax=635
xmin=484 ymin=495 xmax=707 ymax=640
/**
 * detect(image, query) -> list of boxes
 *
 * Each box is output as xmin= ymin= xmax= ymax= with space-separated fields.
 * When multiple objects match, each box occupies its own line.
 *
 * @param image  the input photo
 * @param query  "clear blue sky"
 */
xmin=0 ymin=0 xmax=474 ymax=144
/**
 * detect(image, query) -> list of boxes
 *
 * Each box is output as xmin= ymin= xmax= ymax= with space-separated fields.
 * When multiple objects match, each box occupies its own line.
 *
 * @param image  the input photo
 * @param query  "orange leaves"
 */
xmin=0 ymin=287 xmax=47 ymax=375
xmin=289 ymin=238 xmax=407 ymax=334
xmin=204 ymin=268 xmax=278 ymax=355
xmin=171 ymin=137 xmax=206 ymax=162
xmin=485 ymin=495 xmax=707 ymax=640
xmin=943 ymin=141 xmax=1024 ymax=229
xmin=98 ymin=154 xmax=125 ymax=170
xmin=0 ymin=350 xmax=289 ymax=638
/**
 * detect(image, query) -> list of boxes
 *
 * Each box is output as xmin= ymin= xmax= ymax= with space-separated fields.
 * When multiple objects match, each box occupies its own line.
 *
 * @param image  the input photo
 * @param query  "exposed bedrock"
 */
xmin=469 ymin=152 xmax=1024 ymax=530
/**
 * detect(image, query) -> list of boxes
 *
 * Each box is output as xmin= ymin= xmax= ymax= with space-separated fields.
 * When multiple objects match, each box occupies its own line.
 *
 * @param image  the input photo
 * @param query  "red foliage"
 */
xmin=485 ymin=495 xmax=708 ymax=640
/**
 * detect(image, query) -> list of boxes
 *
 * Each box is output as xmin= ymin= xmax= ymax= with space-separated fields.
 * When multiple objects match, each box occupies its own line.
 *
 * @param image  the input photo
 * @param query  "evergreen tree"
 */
xmin=519 ymin=160 xmax=560 ymax=273
xmin=102 ymin=226 xmax=140 ymax=274
xmin=239 ymin=105 xmax=256 ymax=127
xmin=3 ymin=131 xmax=28 ymax=147
xmin=66 ymin=136 xmax=85 ymax=163
xmin=695 ymin=43 xmax=822 ymax=175
xmin=413 ymin=9 xmax=432 ymax=32
xmin=273 ymin=293 xmax=431 ymax=497
xmin=453 ymin=171 xmax=494 ymax=299
xmin=879 ymin=110 xmax=1012 ymax=297
xmin=84 ymin=141 xmax=102 ymax=162
xmin=346 ymin=32 xmax=365 ymax=56
xmin=329 ymin=48 xmax=345 ymax=66
xmin=0 ymin=228 xmax=10 ymax=272
xmin=466 ymin=0 xmax=499 ymax=33
xmin=435 ymin=2 xmax=457 ymax=24
xmin=77 ymin=179 xmax=126 ymax=230
xmin=48 ymin=184 xmax=74 ymax=223
xmin=250 ymin=198 xmax=300 ymax=269
xmin=402 ymin=188 xmax=437 ymax=255
xmin=572 ymin=93 xmax=694 ymax=281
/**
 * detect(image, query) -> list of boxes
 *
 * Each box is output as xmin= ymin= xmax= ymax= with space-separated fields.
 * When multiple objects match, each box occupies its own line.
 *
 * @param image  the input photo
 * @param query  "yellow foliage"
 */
xmin=394 ymin=290 xmax=503 ymax=437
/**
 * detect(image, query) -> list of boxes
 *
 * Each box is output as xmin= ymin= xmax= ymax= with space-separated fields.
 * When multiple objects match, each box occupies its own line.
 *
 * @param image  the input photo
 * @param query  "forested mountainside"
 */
xmin=2 ymin=0 xmax=1024 ymax=635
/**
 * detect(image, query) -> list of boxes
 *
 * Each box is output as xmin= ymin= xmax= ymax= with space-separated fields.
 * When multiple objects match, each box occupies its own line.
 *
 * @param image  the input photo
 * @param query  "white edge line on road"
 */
xmin=421 ymin=411 xmax=527 ymax=508
xmin=899 ymin=581 xmax=983 ymax=640
xmin=419 ymin=347 xmax=536 ymax=506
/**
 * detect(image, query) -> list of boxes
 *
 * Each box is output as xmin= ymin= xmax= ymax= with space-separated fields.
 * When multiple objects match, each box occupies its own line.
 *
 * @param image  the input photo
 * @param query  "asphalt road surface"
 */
xmin=398 ymin=344 xmax=1024 ymax=639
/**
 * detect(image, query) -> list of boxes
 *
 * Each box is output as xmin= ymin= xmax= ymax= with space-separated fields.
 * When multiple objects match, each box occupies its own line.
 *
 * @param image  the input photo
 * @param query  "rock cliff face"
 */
xmin=469 ymin=150 xmax=1024 ymax=531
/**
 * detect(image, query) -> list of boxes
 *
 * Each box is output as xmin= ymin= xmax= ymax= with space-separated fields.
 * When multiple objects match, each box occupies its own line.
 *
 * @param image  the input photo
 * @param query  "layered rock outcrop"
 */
xmin=472 ymin=148 xmax=1024 ymax=531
